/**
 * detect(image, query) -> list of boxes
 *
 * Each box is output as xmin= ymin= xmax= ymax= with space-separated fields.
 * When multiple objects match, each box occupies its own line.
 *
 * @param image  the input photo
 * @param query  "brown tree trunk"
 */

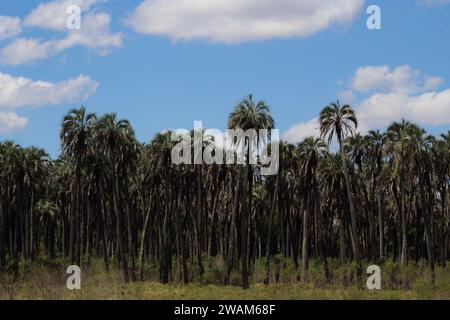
xmin=113 ymin=171 xmax=129 ymax=282
xmin=264 ymin=175 xmax=279 ymax=285
xmin=338 ymin=134 xmax=361 ymax=278
xmin=301 ymin=186 xmax=310 ymax=282
xmin=225 ymin=168 xmax=241 ymax=286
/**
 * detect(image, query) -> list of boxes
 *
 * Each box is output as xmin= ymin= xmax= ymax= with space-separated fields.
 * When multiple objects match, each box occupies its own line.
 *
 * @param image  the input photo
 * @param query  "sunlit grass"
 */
xmin=1 ymin=258 xmax=448 ymax=300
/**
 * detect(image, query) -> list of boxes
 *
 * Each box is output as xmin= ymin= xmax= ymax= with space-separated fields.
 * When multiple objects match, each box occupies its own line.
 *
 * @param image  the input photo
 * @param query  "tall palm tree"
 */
xmin=297 ymin=137 xmax=327 ymax=282
xmin=60 ymin=106 xmax=97 ymax=265
xmin=147 ymin=131 xmax=178 ymax=284
xmin=386 ymin=119 xmax=415 ymax=270
xmin=319 ymin=153 xmax=347 ymax=282
xmin=319 ymin=101 xmax=361 ymax=277
xmin=410 ymin=127 xmax=436 ymax=285
xmin=95 ymin=113 xmax=138 ymax=282
xmin=227 ymin=94 xmax=274 ymax=289
xmin=365 ymin=130 xmax=386 ymax=260
xmin=2 ymin=102 xmax=450 ymax=290
xmin=263 ymin=141 xmax=295 ymax=285
xmin=23 ymin=146 xmax=49 ymax=261
xmin=432 ymin=137 xmax=449 ymax=266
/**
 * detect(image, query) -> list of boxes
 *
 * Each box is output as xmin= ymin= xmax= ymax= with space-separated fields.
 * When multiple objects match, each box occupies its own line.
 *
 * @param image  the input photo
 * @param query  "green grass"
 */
xmin=2 ymin=280 xmax=449 ymax=300
xmin=1 ymin=257 xmax=449 ymax=300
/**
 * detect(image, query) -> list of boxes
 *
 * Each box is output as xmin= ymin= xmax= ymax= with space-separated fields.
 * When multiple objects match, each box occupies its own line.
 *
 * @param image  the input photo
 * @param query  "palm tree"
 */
xmin=432 ymin=137 xmax=449 ymax=266
xmin=263 ymin=141 xmax=295 ymax=285
xmin=365 ymin=130 xmax=386 ymax=260
xmin=0 ymin=141 xmax=24 ymax=272
xmin=386 ymin=119 xmax=415 ymax=270
xmin=319 ymin=101 xmax=361 ymax=277
xmin=61 ymin=106 xmax=97 ymax=265
xmin=319 ymin=153 xmax=347 ymax=283
xmin=22 ymin=146 xmax=49 ymax=261
xmin=95 ymin=113 xmax=138 ymax=282
xmin=297 ymin=137 xmax=328 ymax=282
xmin=227 ymin=94 xmax=275 ymax=289
xmin=147 ymin=131 xmax=178 ymax=284
xmin=2 ymin=102 xmax=450 ymax=290
xmin=410 ymin=127 xmax=436 ymax=285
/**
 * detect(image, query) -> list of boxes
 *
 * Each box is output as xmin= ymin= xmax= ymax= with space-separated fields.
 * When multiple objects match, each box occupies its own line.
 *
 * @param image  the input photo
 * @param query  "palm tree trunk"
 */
xmin=301 ymin=182 xmax=310 ymax=282
xmin=264 ymin=175 xmax=279 ymax=285
xmin=314 ymin=175 xmax=330 ymax=282
xmin=139 ymin=205 xmax=151 ymax=280
xmin=113 ymin=171 xmax=129 ymax=282
xmin=196 ymin=166 xmax=205 ymax=278
xmin=100 ymin=200 xmax=109 ymax=272
xmin=338 ymin=134 xmax=361 ymax=278
xmin=440 ymin=186 xmax=447 ymax=267
xmin=400 ymin=171 xmax=408 ymax=270
xmin=241 ymin=159 xmax=250 ymax=289
xmin=378 ymin=187 xmax=384 ymax=260
xmin=125 ymin=200 xmax=136 ymax=281
xmin=0 ymin=202 xmax=5 ymax=268
xmin=225 ymin=168 xmax=241 ymax=285
xmin=175 ymin=201 xmax=188 ymax=284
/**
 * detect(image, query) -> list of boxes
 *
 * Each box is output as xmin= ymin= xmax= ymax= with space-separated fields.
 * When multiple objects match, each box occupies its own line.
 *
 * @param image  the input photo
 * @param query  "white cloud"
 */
xmin=55 ymin=13 xmax=123 ymax=54
xmin=357 ymin=90 xmax=450 ymax=132
xmin=0 ymin=111 xmax=28 ymax=134
xmin=283 ymin=65 xmax=450 ymax=143
xmin=0 ymin=38 xmax=55 ymax=66
xmin=348 ymin=65 xmax=450 ymax=131
xmin=283 ymin=118 xmax=320 ymax=143
xmin=0 ymin=13 xmax=122 ymax=65
xmin=350 ymin=65 xmax=443 ymax=94
xmin=0 ymin=72 xmax=98 ymax=109
xmin=126 ymin=0 xmax=364 ymax=44
xmin=0 ymin=16 xmax=22 ymax=41
xmin=0 ymin=0 xmax=121 ymax=66
xmin=24 ymin=0 xmax=101 ymax=31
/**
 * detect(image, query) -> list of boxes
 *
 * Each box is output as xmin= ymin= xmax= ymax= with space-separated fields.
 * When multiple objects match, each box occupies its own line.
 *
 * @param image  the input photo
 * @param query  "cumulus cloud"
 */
xmin=0 ymin=72 xmax=98 ymax=109
xmin=0 ymin=13 xmax=122 ymax=66
xmin=0 ymin=72 xmax=98 ymax=133
xmin=54 ymin=13 xmax=123 ymax=54
xmin=0 ymin=38 xmax=54 ymax=66
xmin=283 ymin=118 xmax=320 ymax=143
xmin=126 ymin=0 xmax=364 ymax=43
xmin=0 ymin=0 xmax=121 ymax=66
xmin=0 ymin=16 xmax=22 ymax=40
xmin=346 ymin=65 xmax=450 ymax=131
xmin=0 ymin=111 xmax=28 ymax=134
xmin=24 ymin=0 xmax=101 ymax=31
xmin=350 ymin=65 xmax=442 ymax=94
xmin=357 ymin=89 xmax=450 ymax=132
xmin=283 ymin=65 xmax=450 ymax=143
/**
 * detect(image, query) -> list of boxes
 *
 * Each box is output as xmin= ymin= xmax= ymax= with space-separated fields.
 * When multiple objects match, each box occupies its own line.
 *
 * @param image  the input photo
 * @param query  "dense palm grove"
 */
xmin=0 ymin=96 xmax=449 ymax=289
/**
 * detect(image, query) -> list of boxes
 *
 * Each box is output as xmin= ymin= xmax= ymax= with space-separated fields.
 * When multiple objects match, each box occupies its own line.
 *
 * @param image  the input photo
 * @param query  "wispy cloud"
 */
xmin=0 ymin=16 xmax=22 ymax=41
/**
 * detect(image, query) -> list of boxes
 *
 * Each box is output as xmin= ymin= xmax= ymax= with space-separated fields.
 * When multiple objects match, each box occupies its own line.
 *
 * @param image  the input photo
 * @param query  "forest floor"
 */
xmin=1 ymin=281 xmax=450 ymax=300
xmin=1 ymin=258 xmax=449 ymax=300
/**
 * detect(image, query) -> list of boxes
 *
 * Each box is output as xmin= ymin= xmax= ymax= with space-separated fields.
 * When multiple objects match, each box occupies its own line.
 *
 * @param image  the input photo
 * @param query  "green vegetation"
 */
xmin=1 ymin=258 xmax=449 ymax=300
xmin=0 ymin=96 xmax=449 ymax=297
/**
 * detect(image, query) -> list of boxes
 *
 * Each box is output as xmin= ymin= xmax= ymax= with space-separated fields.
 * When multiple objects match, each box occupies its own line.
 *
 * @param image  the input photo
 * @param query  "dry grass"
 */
xmin=1 ymin=259 xmax=449 ymax=300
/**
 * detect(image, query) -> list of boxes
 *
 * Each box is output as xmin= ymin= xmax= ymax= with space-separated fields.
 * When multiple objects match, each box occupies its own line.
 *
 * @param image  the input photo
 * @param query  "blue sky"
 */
xmin=0 ymin=0 xmax=450 ymax=157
